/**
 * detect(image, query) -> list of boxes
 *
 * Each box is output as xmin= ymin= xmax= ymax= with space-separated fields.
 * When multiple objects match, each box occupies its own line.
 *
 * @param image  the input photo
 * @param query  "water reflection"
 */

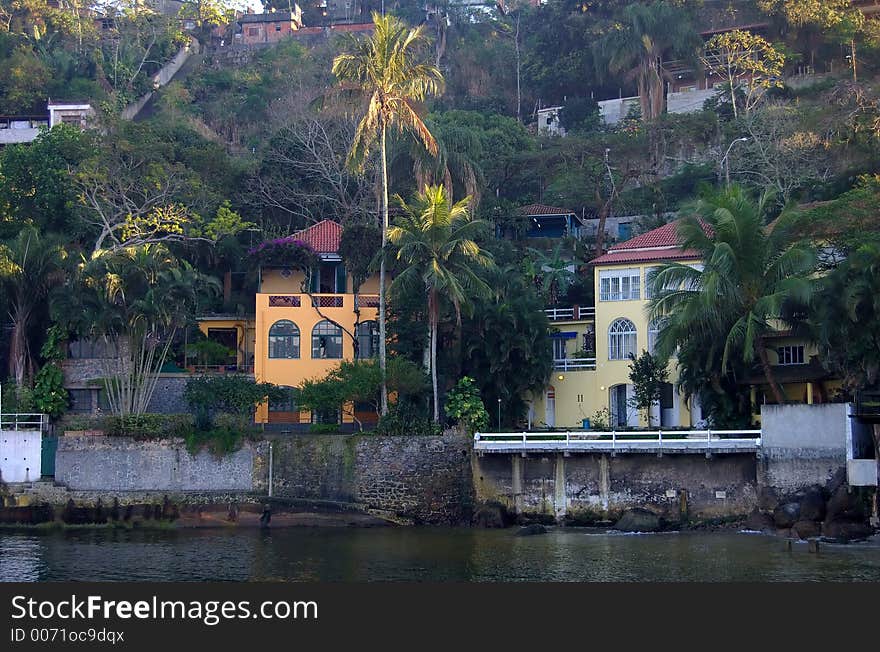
xmin=1 ymin=528 xmax=879 ymax=582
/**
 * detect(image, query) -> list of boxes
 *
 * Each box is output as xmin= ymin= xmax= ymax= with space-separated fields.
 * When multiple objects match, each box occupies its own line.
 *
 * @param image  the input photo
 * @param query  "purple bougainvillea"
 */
xmin=249 ymin=237 xmax=319 ymax=269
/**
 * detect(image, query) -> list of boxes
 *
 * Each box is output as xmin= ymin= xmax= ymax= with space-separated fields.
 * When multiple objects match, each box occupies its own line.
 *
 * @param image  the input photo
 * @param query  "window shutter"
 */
xmin=335 ymin=264 xmax=346 ymax=293
xmin=310 ymin=266 xmax=320 ymax=293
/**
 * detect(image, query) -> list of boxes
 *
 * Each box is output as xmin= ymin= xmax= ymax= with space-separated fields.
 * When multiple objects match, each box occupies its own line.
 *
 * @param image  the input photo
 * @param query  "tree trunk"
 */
xmin=379 ymin=124 xmax=389 ymax=416
xmin=430 ymin=289 xmax=439 ymax=423
xmin=9 ymin=304 xmax=32 ymax=387
xmin=851 ymin=39 xmax=858 ymax=83
xmin=758 ymin=343 xmax=785 ymax=405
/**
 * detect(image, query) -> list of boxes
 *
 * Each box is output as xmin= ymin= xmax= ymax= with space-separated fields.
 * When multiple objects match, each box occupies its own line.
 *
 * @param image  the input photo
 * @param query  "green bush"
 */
xmin=309 ymin=423 xmax=342 ymax=434
xmin=444 ymin=377 xmax=489 ymax=433
xmin=376 ymin=401 xmax=441 ymax=437
xmin=103 ymin=414 xmax=194 ymax=439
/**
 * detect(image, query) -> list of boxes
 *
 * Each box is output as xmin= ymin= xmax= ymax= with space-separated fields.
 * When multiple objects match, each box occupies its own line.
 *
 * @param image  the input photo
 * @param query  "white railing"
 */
xmin=545 ymin=307 xmax=574 ymax=320
xmin=544 ymin=306 xmax=596 ymax=321
xmin=474 ymin=428 xmax=762 ymax=454
xmin=0 ymin=413 xmax=49 ymax=432
xmin=553 ymin=358 xmax=596 ymax=371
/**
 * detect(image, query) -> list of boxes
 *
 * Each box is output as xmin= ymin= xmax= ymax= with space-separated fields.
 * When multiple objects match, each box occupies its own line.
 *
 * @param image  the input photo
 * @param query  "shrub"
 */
xmin=375 ymin=400 xmax=441 ymax=437
xmin=444 ymin=377 xmax=489 ymax=433
xmin=184 ymin=374 xmax=284 ymax=430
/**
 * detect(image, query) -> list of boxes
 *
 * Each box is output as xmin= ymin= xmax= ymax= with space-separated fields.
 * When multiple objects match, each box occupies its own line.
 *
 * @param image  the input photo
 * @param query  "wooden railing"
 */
xmin=545 ymin=306 xmax=595 ymax=321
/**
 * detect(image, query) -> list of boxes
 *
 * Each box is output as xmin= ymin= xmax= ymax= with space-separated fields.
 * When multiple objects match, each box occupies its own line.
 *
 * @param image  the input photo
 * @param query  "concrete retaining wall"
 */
xmin=55 ymin=436 xmax=266 ymax=492
xmin=0 ymin=430 xmax=42 ymax=483
xmin=759 ymin=403 xmax=849 ymax=493
xmin=474 ymin=452 xmax=757 ymax=522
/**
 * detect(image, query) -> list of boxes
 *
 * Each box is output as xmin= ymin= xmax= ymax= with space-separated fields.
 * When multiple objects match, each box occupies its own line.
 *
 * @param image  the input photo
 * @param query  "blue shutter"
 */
xmin=335 ymin=264 xmax=347 ymax=293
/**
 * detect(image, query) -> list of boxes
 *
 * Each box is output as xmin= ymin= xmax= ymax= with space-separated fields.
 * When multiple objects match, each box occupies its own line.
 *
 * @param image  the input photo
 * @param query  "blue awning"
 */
xmin=550 ymin=331 xmax=578 ymax=339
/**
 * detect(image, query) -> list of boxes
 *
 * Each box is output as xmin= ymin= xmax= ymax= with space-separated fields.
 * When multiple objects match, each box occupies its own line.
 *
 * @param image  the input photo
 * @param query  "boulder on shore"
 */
xmin=515 ymin=524 xmax=548 ymax=536
xmin=792 ymin=520 xmax=821 ymax=540
xmin=614 ymin=508 xmax=662 ymax=532
xmin=744 ymin=510 xmax=775 ymax=533
xmin=797 ymin=486 xmax=826 ymax=522
xmin=822 ymin=519 xmax=874 ymax=543
xmin=473 ymin=502 xmax=511 ymax=528
xmin=773 ymin=502 xmax=801 ymax=529
xmin=825 ymin=485 xmax=865 ymax=523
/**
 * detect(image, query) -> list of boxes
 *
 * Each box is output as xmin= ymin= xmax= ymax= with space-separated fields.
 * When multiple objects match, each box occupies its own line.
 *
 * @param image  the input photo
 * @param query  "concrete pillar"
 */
xmin=554 ymin=453 xmax=567 ymax=521
xmin=599 ymin=454 xmax=610 ymax=512
xmin=511 ymin=455 xmax=523 ymax=515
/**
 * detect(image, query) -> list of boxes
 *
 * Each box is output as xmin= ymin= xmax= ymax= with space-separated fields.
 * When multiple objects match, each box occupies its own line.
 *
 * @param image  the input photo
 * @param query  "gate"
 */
xmin=40 ymin=435 xmax=58 ymax=478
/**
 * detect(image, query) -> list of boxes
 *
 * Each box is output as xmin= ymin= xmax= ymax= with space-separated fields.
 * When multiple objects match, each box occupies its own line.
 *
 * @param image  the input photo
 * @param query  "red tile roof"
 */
xmin=590 ymin=219 xmax=709 ymax=266
xmin=519 ymin=203 xmax=575 ymax=216
xmin=292 ymin=220 xmax=343 ymax=254
xmin=590 ymin=248 xmax=702 ymax=266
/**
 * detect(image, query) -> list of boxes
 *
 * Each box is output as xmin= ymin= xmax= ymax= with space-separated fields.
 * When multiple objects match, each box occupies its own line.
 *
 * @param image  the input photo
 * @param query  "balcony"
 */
xmin=553 ymin=357 xmax=596 ymax=371
xmin=545 ymin=306 xmax=595 ymax=322
xmin=265 ymin=293 xmax=381 ymax=310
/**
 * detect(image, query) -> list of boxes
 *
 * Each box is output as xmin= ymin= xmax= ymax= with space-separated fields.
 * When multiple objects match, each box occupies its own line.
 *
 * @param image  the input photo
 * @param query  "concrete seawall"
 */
xmin=474 ymin=452 xmax=758 ymax=523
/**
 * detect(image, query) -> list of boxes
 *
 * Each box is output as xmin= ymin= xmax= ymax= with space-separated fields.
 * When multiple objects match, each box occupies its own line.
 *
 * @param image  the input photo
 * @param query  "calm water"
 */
xmin=2 ymin=527 xmax=880 ymax=582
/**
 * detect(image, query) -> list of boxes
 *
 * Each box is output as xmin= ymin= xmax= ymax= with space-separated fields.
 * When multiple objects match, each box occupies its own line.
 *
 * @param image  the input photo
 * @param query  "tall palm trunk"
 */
xmin=379 ymin=123 xmax=389 ymax=416
xmin=9 ymin=307 xmax=32 ymax=387
xmin=758 ymin=343 xmax=785 ymax=405
xmin=429 ymin=288 xmax=439 ymax=423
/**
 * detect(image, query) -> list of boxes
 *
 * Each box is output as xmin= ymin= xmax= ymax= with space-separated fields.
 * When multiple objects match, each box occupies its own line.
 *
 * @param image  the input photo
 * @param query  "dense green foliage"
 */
xmin=444 ymin=376 xmax=490 ymax=433
xmin=3 ymin=2 xmax=880 ymax=433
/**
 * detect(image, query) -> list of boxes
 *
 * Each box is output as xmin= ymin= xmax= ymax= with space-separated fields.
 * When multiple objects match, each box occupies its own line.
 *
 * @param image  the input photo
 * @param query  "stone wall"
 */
xmin=474 ymin=452 xmax=758 ymax=523
xmin=271 ymin=433 xmax=474 ymax=525
xmin=759 ymin=403 xmax=849 ymax=494
xmin=55 ymin=436 xmax=267 ymax=492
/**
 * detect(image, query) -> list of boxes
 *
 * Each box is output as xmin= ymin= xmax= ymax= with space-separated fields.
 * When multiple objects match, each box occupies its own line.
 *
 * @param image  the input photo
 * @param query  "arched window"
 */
xmin=608 ymin=318 xmax=637 ymax=360
xmin=312 ymin=320 xmax=343 ymax=359
xmin=356 ymin=320 xmax=379 ymax=359
xmin=648 ymin=319 xmax=661 ymax=355
xmin=268 ymin=320 xmax=300 ymax=359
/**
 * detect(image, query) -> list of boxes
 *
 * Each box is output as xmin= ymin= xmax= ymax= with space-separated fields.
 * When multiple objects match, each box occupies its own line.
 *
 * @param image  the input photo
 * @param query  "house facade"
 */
xmin=529 ymin=221 xmax=837 ymax=430
xmin=226 ymin=220 xmax=381 ymax=426
xmin=237 ymin=8 xmax=304 ymax=46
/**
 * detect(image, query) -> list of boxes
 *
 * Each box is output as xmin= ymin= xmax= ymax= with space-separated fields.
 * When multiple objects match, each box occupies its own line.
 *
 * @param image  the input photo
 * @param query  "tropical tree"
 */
xmin=594 ymin=2 xmax=701 ymax=121
xmin=812 ymin=242 xmax=880 ymax=392
xmin=0 ymin=228 xmax=68 ymax=386
xmin=388 ymin=185 xmax=494 ymax=422
xmin=700 ymin=30 xmax=785 ymax=118
xmin=332 ymin=12 xmax=444 ymax=416
xmin=528 ymin=241 xmax=576 ymax=305
xmin=648 ymin=186 xmax=816 ymax=406
xmin=55 ymin=245 xmax=219 ymax=418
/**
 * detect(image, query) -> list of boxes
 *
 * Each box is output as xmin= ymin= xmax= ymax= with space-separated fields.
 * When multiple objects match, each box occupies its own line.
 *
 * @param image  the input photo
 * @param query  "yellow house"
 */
xmin=200 ymin=220 xmax=381 ymax=426
xmin=529 ymin=221 xmax=836 ymax=429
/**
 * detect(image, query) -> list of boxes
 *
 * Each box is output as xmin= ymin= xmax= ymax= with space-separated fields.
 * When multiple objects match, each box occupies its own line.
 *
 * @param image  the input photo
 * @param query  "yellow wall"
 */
xmin=253 ymin=270 xmax=380 ymax=423
xmin=531 ymin=259 xmax=703 ymax=430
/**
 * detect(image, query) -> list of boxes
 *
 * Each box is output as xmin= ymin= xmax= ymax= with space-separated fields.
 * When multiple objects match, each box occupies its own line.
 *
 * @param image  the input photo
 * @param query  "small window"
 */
xmin=268 ymin=320 xmax=300 ymax=359
xmin=599 ymin=269 xmax=640 ymax=302
xmin=275 ymin=23 xmax=282 ymax=31
xmin=777 ymin=345 xmax=805 ymax=366
xmin=68 ymin=389 xmax=93 ymax=413
xmin=312 ymin=320 xmax=343 ymax=359
xmin=608 ymin=318 xmax=637 ymax=361
xmin=248 ymin=27 xmax=259 ymax=36
xmin=68 ymin=338 xmax=117 ymax=359
xmin=269 ymin=386 xmax=298 ymax=413
xmin=553 ymin=338 xmax=567 ymax=360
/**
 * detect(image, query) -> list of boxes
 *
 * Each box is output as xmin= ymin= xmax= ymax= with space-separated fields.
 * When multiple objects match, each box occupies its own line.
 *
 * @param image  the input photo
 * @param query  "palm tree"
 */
xmin=0 ymin=228 xmax=68 ymax=386
xmin=333 ymin=12 xmax=444 ymax=416
xmin=595 ymin=2 xmax=700 ymax=121
xmin=55 ymin=245 xmax=219 ymax=417
xmin=648 ymin=186 xmax=816 ymax=406
xmin=528 ymin=242 xmax=576 ymax=306
xmin=388 ymin=185 xmax=494 ymax=422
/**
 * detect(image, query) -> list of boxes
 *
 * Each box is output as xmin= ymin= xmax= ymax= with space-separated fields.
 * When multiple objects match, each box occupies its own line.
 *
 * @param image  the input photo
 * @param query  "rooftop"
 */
xmin=292 ymin=219 xmax=343 ymax=254
xmin=590 ymin=220 xmax=708 ymax=266
xmin=520 ymin=203 xmax=576 ymax=217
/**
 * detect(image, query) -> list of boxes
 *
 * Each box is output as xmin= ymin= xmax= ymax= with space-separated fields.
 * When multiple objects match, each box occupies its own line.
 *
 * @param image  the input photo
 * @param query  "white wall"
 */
xmin=0 ymin=430 xmax=42 ymax=483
